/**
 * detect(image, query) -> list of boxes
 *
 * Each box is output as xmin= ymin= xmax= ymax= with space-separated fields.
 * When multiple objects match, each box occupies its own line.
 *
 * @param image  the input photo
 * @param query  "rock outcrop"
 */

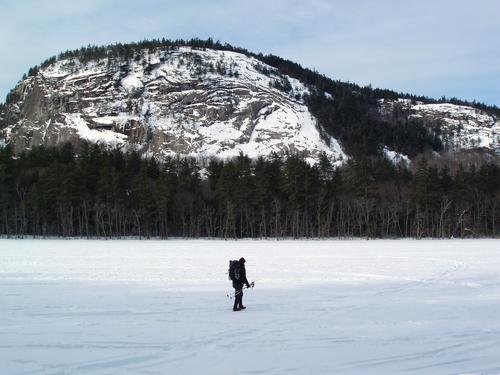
xmin=0 ymin=47 xmax=346 ymax=165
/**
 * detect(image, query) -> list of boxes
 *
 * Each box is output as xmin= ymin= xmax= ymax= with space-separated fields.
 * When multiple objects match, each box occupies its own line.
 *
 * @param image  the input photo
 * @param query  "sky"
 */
xmin=0 ymin=0 xmax=499 ymax=106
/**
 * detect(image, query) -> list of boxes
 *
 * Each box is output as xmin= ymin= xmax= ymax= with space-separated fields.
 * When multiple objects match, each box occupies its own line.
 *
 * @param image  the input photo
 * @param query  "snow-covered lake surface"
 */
xmin=1 ymin=239 xmax=500 ymax=375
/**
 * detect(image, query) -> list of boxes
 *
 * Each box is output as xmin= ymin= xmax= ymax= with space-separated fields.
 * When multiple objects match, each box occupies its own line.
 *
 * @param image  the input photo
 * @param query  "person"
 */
xmin=233 ymin=257 xmax=251 ymax=312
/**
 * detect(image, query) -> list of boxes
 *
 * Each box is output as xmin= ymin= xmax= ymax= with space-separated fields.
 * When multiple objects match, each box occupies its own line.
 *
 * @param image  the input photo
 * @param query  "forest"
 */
xmin=1 ymin=142 xmax=500 ymax=239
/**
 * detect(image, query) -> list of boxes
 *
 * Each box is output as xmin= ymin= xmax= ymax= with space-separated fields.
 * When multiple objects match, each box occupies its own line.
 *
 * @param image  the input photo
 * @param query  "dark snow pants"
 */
xmin=234 ymin=286 xmax=243 ymax=309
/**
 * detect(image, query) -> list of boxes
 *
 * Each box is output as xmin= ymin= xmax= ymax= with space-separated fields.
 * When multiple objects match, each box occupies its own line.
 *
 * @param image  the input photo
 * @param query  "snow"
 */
xmin=62 ymin=113 xmax=128 ymax=146
xmin=1 ymin=239 xmax=500 ymax=375
xmin=383 ymin=146 xmax=410 ymax=166
xmin=91 ymin=117 xmax=115 ymax=126
xmin=121 ymin=71 xmax=144 ymax=92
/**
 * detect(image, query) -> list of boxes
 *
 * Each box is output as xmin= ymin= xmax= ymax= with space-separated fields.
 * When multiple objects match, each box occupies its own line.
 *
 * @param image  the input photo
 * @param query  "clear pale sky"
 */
xmin=1 ymin=0 xmax=499 ymax=106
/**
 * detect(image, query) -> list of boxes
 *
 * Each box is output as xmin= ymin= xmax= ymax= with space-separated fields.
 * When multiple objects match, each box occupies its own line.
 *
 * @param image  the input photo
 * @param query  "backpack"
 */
xmin=228 ymin=260 xmax=241 ymax=281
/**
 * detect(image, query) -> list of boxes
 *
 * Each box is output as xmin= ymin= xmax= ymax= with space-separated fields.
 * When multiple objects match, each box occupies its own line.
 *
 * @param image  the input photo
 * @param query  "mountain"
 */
xmin=2 ymin=40 xmax=500 ymax=239
xmin=1 ymin=39 xmax=499 ymax=166
xmin=0 ymin=45 xmax=345 ymax=165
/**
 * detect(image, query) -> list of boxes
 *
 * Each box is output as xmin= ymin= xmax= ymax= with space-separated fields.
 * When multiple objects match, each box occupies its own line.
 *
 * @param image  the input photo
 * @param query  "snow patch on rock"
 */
xmin=62 ymin=113 xmax=128 ymax=147
xmin=383 ymin=147 xmax=410 ymax=167
xmin=121 ymin=72 xmax=144 ymax=92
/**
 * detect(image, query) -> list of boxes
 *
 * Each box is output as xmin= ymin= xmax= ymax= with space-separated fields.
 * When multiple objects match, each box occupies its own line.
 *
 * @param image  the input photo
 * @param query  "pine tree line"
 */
xmin=1 ymin=143 xmax=500 ymax=239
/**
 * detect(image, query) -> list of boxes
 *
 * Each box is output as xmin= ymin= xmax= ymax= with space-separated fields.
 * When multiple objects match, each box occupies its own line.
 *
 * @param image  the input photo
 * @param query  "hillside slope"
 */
xmin=1 ymin=40 xmax=499 ymax=165
xmin=0 ymin=46 xmax=346 ymax=165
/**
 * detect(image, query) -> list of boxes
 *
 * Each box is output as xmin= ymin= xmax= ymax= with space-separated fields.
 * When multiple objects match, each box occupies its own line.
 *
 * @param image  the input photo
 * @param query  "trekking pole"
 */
xmin=226 ymin=282 xmax=255 ymax=299
xmin=226 ymin=285 xmax=249 ymax=299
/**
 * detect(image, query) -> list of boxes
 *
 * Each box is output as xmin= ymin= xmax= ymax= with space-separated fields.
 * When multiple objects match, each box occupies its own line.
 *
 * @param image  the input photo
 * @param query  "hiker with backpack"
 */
xmin=229 ymin=257 xmax=253 ymax=311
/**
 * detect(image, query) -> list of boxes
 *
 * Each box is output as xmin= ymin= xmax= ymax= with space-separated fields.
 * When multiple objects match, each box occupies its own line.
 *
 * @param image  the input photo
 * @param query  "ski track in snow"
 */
xmin=1 ymin=239 xmax=500 ymax=375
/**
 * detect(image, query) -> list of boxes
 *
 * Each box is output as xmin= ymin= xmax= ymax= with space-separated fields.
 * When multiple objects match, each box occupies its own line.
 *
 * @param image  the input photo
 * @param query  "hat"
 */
xmin=239 ymin=257 xmax=246 ymax=263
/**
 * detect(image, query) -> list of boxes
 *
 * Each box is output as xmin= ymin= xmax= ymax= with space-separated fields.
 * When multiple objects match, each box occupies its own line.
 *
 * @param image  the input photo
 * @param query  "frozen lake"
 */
xmin=1 ymin=239 xmax=500 ymax=374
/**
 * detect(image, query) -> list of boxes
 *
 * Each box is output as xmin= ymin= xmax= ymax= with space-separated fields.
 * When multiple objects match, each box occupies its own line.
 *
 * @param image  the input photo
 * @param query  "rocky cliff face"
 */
xmin=0 ymin=47 xmax=346 ymax=165
xmin=379 ymin=99 xmax=500 ymax=153
xmin=1 ymin=45 xmax=499 ymax=166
